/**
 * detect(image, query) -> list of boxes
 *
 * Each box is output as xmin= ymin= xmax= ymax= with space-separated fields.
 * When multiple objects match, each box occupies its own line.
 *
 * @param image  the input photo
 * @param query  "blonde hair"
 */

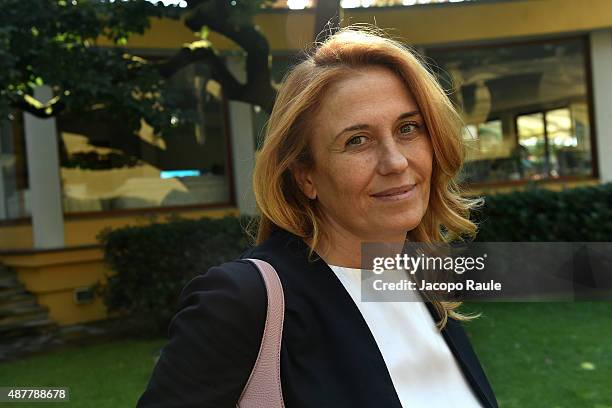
xmin=248 ymin=25 xmax=482 ymax=329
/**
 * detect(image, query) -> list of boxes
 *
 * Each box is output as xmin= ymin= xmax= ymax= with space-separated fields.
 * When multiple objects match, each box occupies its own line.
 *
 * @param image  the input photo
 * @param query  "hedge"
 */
xmin=97 ymin=214 xmax=254 ymax=334
xmin=473 ymin=182 xmax=612 ymax=242
xmin=99 ymin=183 xmax=612 ymax=333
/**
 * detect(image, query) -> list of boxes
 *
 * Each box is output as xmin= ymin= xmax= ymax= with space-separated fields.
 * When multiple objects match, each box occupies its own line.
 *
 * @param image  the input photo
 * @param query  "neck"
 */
xmin=314 ymin=231 xmax=362 ymax=269
xmin=307 ymin=222 xmax=407 ymax=269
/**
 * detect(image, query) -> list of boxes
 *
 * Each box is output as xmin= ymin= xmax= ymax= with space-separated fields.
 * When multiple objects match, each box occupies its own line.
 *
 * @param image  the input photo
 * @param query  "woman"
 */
xmin=137 ymin=27 xmax=498 ymax=408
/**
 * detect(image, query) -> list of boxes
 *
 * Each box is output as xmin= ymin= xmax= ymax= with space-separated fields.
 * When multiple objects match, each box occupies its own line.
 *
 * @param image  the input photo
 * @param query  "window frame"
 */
xmin=57 ymin=52 xmax=237 ymax=218
xmin=424 ymin=34 xmax=598 ymax=188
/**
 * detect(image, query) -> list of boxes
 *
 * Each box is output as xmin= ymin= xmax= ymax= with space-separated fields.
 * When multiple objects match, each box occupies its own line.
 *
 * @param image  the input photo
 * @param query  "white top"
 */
xmin=327 ymin=263 xmax=482 ymax=408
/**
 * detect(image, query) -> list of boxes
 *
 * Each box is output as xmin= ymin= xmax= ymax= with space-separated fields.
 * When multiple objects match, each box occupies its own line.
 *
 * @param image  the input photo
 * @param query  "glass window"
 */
xmin=56 ymin=62 xmax=232 ymax=213
xmin=548 ymin=105 xmax=592 ymax=177
xmin=0 ymin=113 xmax=29 ymax=220
xmin=517 ymin=112 xmax=547 ymax=179
xmin=428 ymin=37 xmax=593 ymax=184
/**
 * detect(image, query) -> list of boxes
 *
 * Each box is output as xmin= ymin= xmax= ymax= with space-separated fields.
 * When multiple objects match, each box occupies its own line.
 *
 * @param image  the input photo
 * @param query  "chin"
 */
xmin=368 ymin=224 xmax=415 ymax=242
xmin=379 ymin=216 xmax=423 ymax=239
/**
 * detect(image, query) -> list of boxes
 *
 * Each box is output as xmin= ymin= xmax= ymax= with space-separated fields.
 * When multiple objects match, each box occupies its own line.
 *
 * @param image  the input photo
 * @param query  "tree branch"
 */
xmin=11 ymin=94 xmax=66 ymax=118
xmin=314 ymin=0 xmax=342 ymax=43
xmin=156 ymin=41 xmax=243 ymax=98
xmin=183 ymin=0 xmax=276 ymax=113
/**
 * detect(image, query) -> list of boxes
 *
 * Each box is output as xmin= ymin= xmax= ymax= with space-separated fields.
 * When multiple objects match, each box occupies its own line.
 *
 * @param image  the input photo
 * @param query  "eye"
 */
xmin=346 ymin=135 xmax=368 ymax=146
xmin=399 ymin=122 xmax=420 ymax=136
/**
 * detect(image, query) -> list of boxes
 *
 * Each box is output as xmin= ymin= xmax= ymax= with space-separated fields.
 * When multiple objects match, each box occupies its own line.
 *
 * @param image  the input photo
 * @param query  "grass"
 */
xmin=463 ymin=302 xmax=612 ymax=408
xmin=0 ymin=303 xmax=611 ymax=407
xmin=0 ymin=337 xmax=166 ymax=408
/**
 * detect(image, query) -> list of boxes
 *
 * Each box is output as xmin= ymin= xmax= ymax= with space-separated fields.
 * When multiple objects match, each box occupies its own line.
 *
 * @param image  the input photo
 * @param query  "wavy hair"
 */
xmin=248 ymin=25 xmax=482 ymax=329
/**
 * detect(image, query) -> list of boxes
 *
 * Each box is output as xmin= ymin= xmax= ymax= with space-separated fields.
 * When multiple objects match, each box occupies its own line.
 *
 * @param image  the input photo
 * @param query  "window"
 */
xmin=515 ymin=106 xmax=591 ymax=179
xmin=56 ymin=62 xmax=232 ymax=213
xmin=427 ymin=37 xmax=593 ymax=184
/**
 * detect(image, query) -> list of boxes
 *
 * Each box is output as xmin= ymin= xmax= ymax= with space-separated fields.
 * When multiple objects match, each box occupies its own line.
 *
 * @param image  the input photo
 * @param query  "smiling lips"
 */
xmin=371 ymin=184 xmax=416 ymax=197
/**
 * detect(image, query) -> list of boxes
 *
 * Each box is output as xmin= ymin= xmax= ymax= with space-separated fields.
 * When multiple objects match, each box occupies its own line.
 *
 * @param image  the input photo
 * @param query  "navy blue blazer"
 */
xmin=137 ymin=227 xmax=499 ymax=407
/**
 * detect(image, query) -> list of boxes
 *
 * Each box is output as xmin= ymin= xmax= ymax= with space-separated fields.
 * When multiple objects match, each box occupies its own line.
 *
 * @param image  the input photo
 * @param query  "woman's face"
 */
xmin=293 ymin=66 xmax=433 ymax=243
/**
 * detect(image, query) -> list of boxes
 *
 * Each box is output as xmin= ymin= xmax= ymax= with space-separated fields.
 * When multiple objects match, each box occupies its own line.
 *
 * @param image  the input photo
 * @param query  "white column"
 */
xmin=23 ymin=85 xmax=65 ymax=248
xmin=226 ymin=56 xmax=257 ymax=215
xmin=590 ymin=30 xmax=612 ymax=183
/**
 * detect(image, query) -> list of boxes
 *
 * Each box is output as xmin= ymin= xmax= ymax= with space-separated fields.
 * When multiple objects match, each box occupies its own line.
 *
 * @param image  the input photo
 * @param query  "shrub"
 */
xmin=98 ymin=183 xmax=612 ymax=333
xmin=98 ymin=214 xmax=255 ymax=334
xmin=473 ymin=182 xmax=612 ymax=242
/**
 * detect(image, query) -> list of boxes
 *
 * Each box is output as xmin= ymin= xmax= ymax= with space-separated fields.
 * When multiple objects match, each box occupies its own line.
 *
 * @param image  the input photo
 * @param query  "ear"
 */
xmin=289 ymin=163 xmax=317 ymax=200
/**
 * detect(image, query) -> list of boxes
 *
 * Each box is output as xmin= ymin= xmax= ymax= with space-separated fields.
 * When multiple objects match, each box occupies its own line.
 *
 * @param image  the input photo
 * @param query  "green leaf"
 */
xmin=198 ymin=25 xmax=210 ymax=40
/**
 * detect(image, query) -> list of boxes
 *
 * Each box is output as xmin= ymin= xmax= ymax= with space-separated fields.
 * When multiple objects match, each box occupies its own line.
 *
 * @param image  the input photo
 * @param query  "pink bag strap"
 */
xmin=237 ymin=258 xmax=286 ymax=408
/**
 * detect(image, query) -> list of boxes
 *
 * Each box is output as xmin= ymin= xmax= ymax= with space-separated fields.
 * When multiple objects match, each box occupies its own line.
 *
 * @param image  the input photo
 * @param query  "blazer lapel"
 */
xmin=280 ymin=230 xmax=405 ymax=407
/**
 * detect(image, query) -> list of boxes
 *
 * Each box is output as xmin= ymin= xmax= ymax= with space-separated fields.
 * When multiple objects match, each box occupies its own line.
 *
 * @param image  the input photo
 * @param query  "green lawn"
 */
xmin=0 ymin=303 xmax=611 ymax=407
xmin=0 ymin=337 xmax=166 ymax=408
xmin=462 ymin=302 xmax=612 ymax=408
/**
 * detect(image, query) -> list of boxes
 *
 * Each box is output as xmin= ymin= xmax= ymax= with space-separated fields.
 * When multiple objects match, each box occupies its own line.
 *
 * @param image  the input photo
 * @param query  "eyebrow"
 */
xmin=331 ymin=110 xmax=422 ymax=145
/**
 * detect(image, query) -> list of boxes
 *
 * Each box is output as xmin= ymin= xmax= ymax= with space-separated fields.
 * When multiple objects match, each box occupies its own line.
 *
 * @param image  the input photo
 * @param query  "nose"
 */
xmin=376 ymin=138 xmax=409 ymax=175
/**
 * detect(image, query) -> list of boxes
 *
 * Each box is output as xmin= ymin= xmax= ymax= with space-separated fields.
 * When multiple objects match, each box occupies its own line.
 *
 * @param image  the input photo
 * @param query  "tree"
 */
xmin=0 ymin=0 xmax=277 ymax=168
xmin=1 ymin=0 xmax=345 ymax=170
xmin=314 ymin=0 xmax=342 ymax=43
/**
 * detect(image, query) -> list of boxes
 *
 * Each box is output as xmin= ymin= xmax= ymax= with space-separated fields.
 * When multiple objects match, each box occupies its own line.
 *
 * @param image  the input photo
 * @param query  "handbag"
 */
xmin=236 ymin=258 xmax=286 ymax=408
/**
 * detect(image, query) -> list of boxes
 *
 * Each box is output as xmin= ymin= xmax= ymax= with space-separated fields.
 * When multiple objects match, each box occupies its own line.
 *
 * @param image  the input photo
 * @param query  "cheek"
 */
xmin=410 ymin=139 xmax=433 ymax=204
xmin=324 ymin=160 xmax=372 ymax=194
xmin=417 ymin=138 xmax=434 ymax=181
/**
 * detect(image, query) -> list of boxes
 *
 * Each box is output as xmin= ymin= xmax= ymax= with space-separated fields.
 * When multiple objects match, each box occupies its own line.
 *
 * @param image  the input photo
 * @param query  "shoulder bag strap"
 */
xmin=236 ymin=258 xmax=286 ymax=408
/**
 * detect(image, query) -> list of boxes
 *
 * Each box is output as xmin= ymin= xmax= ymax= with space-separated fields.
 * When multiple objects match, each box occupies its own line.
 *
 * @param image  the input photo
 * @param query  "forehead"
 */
xmin=312 ymin=66 xmax=419 ymax=136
